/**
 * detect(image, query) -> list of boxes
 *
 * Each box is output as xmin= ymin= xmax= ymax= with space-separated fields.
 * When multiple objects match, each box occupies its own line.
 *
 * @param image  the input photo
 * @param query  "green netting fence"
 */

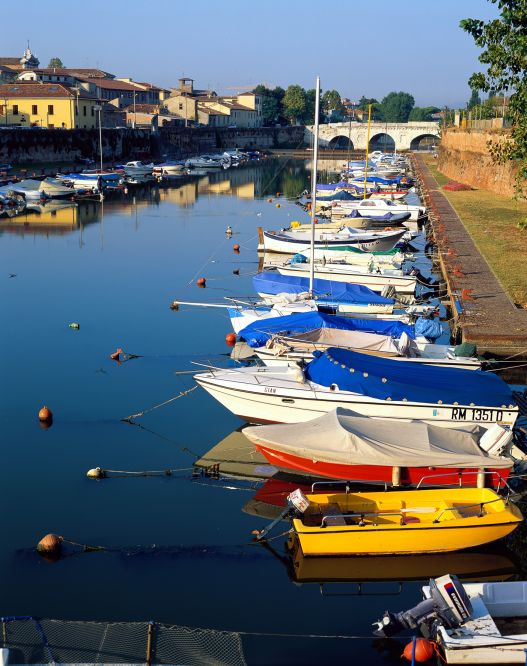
xmin=0 ymin=617 xmax=247 ymax=666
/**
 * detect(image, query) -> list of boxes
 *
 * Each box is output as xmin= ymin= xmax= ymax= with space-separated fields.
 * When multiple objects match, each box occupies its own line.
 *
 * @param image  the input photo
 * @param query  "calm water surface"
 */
xmin=0 ymin=159 xmax=524 ymax=664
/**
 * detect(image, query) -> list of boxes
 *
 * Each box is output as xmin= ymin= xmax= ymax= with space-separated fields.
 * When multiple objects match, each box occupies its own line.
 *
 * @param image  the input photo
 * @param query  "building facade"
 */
xmin=0 ymin=82 xmax=98 ymax=129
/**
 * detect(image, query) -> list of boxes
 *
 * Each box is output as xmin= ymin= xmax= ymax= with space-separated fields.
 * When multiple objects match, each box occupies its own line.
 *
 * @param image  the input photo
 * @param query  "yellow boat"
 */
xmin=289 ymin=487 xmax=522 ymax=557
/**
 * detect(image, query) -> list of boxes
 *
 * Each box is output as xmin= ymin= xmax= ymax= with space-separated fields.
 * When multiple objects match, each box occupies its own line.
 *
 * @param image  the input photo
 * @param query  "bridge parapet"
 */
xmin=304 ymin=121 xmax=440 ymax=151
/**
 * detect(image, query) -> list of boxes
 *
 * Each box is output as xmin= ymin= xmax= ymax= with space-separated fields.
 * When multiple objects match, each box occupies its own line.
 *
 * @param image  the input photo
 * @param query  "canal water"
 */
xmin=0 ymin=158 xmax=524 ymax=665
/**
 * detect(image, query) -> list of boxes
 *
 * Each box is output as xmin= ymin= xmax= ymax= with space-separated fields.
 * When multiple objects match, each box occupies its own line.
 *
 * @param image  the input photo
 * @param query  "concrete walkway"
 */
xmin=414 ymin=155 xmax=527 ymax=358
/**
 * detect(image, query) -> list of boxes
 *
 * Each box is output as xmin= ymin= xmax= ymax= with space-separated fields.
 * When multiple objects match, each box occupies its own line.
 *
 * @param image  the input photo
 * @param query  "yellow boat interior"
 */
xmin=294 ymin=488 xmax=521 ymax=529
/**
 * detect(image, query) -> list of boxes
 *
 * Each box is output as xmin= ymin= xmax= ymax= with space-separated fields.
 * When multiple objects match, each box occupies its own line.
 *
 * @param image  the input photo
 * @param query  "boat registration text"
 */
xmin=451 ymin=408 xmax=504 ymax=421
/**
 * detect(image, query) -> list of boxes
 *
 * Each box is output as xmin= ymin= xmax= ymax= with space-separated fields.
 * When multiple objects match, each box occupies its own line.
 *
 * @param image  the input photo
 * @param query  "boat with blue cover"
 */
xmin=194 ymin=347 xmax=519 ymax=426
xmin=253 ymin=271 xmax=397 ymax=312
xmin=234 ymin=311 xmax=477 ymax=370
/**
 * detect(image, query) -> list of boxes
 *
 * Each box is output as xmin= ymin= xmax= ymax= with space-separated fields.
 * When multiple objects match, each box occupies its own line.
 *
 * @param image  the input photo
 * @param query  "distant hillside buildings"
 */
xmin=0 ymin=45 xmax=263 ymax=130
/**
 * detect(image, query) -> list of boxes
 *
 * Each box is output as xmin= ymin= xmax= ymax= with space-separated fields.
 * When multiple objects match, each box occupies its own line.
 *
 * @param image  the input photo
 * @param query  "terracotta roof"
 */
xmin=136 ymin=82 xmax=163 ymax=91
xmin=202 ymin=98 xmax=252 ymax=111
xmin=0 ymin=58 xmax=21 ymax=66
xmin=123 ymin=103 xmax=160 ymax=113
xmin=81 ymin=77 xmax=144 ymax=91
xmin=0 ymin=82 xmax=97 ymax=99
xmin=197 ymin=104 xmax=229 ymax=116
xmin=17 ymin=68 xmax=113 ymax=78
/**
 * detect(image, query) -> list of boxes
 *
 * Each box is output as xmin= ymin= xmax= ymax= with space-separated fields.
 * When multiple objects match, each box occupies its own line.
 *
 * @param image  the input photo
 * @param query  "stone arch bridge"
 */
xmin=305 ymin=121 xmax=440 ymax=151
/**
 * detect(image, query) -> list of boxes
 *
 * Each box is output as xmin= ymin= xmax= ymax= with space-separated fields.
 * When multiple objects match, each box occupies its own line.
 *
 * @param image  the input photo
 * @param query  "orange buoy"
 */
xmin=110 ymin=348 xmax=123 ymax=361
xmin=233 ymin=244 xmax=240 ymax=252
xmin=276 ymin=192 xmax=281 ymax=197
xmin=276 ymin=203 xmax=281 ymax=208
xmin=196 ymin=277 xmax=206 ymax=287
xmin=267 ymin=198 xmax=273 ymax=203
xmin=37 ymin=534 xmax=63 ymax=555
xmin=170 ymin=300 xmax=179 ymax=310
xmin=225 ymin=332 xmax=237 ymax=346
xmin=402 ymin=638 xmax=435 ymax=663
xmin=38 ymin=406 xmax=53 ymax=423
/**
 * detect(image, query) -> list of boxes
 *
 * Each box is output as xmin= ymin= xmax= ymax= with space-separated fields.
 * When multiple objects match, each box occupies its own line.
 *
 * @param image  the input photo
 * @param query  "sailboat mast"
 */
xmin=309 ymin=76 xmax=321 ymax=297
xmin=363 ymin=103 xmax=372 ymax=200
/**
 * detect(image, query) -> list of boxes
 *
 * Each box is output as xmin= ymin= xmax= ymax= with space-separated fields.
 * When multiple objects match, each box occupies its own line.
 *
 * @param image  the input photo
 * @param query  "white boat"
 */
xmin=253 ymin=329 xmax=481 ymax=370
xmin=153 ymin=161 xmax=185 ymax=175
xmin=274 ymin=263 xmax=417 ymax=294
xmin=227 ymin=298 xmax=320 ymax=333
xmin=0 ymin=178 xmax=74 ymax=201
xmin=194 ymin=348 xmax=519 ymax=427
xmin=185 ymin=154 xmax=230 ymax=169
xmin=261 ymin=227 xmax=407 ymax=254
xmin=317 ymin=198 xmax=426 ymax=222
xmin=122 ymin=160 xmax=154 ymax=175
xmin=298 ymin=247 xmax=407 ymax=267
xmin=424 ymin=581 xmax=527 ymax=664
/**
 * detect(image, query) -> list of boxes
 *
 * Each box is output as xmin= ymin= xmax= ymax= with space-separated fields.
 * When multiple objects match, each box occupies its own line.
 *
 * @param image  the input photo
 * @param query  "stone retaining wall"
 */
xmin=0 ymin=126 xmax=306 ymax=165
xmin=438 ymin=127 xmax=519 ymax=197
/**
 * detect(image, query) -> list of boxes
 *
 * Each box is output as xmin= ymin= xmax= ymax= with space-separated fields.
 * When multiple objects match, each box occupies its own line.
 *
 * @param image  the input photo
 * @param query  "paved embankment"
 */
xmin=413 ymin=154 xmax=527 ymax=358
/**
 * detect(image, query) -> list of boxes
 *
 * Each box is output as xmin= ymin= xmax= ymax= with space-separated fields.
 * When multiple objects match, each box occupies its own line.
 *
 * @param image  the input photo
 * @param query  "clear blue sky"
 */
xmin=5 ymin=0 xmax=499 ymax=108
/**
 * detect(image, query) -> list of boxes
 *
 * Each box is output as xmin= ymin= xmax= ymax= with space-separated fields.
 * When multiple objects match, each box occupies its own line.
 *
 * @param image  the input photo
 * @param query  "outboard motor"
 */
xmin=373 ymin=574 xmax=472 ymax=638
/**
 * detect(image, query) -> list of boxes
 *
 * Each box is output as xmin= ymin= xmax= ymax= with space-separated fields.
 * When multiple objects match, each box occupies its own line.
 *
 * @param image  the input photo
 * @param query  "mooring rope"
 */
xmin=121 ymin=385 xmax=197 ymax=422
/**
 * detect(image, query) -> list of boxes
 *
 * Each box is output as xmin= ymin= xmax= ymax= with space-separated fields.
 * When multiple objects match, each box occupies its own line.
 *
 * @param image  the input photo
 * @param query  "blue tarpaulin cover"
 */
xmin=316 ymin=190 xmax=361 ymax=201
xmin=415 ymin=317 xmax=443 ymax=340
xmin=253 ymin=272 xmax=394 ymax=305
xmin=238 ymin=311 xmax=415 ymax=348
xmin=305 ymin=347 xmax=515 ymax=406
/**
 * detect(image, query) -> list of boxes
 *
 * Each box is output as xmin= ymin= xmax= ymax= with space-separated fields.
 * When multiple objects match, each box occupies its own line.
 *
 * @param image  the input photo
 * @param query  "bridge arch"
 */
xmin=368 ymin=133 xmax=395 ymax=152
xmin=327 ymin=135 xmax=354 ymax=150
xmin=410 ymin=133 xmax=440 ymax=151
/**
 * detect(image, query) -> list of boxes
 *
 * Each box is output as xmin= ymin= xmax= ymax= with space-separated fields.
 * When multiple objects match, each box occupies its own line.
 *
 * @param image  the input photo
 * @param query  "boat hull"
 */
xmin=275 ymin=265 xmax=416 ymax=294
xmin=195 ymin=373 xmax=519 ymax=428
xmin=262 ymin=229 xmax=406 ymax=254
xmin=293 ymin=520 xmax=520 ymax=556
xmin=255 ymin=443 xmax=510 ymax=489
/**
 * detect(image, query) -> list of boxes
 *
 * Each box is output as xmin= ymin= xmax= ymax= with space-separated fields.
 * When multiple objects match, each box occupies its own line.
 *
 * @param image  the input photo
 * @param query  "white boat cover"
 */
xmin=266 ymin=328 xmax=402 ymax=355
xmin=243 ymin=408 xmax=513 ymax=469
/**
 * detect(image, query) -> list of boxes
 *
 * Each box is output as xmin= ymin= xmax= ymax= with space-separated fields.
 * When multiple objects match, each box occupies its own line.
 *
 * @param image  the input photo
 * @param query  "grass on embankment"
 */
xmin=422 ymin=154 xmax=527 ymax=306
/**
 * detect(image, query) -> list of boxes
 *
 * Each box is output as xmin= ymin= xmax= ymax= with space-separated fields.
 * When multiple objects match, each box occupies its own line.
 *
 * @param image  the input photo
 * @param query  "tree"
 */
xmin=253 ymin=85 xmax=286 ymax=126
xmin=282 ymin=85 xmax=306 ymax=125
xmin=48 ymin=57 xmax=64 ymax=68
xmin=461 ymin=1 xmax=527 ymax=196
xmin=467 ymin=88 xmax=481 ymax=109
xmin=357 ymin=96 xmax=378 ymax=110
xmin=409 ymin=106 xmax=441 ymax=121
xmin=380 ymin=92 xmax=415 ymax=122
xmin=304 ymin=88 xmax=325 ymax=124
xmin=321 ymin=89 xmax=345 ymax=121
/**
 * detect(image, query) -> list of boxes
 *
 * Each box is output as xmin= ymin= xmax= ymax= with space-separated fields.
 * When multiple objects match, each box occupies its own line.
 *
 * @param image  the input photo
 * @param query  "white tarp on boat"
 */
xmin=243 ymin=408 xmax=513 ymax=469
xmin=266 ymin=328 xmax=403 ymax=356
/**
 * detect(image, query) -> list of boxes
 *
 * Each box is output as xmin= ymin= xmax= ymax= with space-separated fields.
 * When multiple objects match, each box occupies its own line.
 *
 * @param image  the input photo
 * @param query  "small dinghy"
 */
xmin=286 ymin=487 xmax=522 ymax=556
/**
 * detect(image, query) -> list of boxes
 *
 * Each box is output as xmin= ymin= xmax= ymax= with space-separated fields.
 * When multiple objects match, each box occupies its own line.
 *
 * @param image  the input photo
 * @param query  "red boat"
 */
xmin=243 ymin=409 xmax=514 ymax=489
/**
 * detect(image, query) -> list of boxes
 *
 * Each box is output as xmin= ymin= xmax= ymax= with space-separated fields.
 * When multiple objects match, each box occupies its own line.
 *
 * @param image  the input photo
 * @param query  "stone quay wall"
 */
xmin=438 ymin=127 xmax=520 ymax=197
xmin=0 ymin=126 xmax=306 ymax=165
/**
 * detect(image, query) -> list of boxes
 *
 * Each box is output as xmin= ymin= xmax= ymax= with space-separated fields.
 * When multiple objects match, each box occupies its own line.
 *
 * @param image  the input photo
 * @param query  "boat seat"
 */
xmin=436 ymin=501 xmax=462 ymax=521
xmin=302 ymin=503 xmax=348 ymax=527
